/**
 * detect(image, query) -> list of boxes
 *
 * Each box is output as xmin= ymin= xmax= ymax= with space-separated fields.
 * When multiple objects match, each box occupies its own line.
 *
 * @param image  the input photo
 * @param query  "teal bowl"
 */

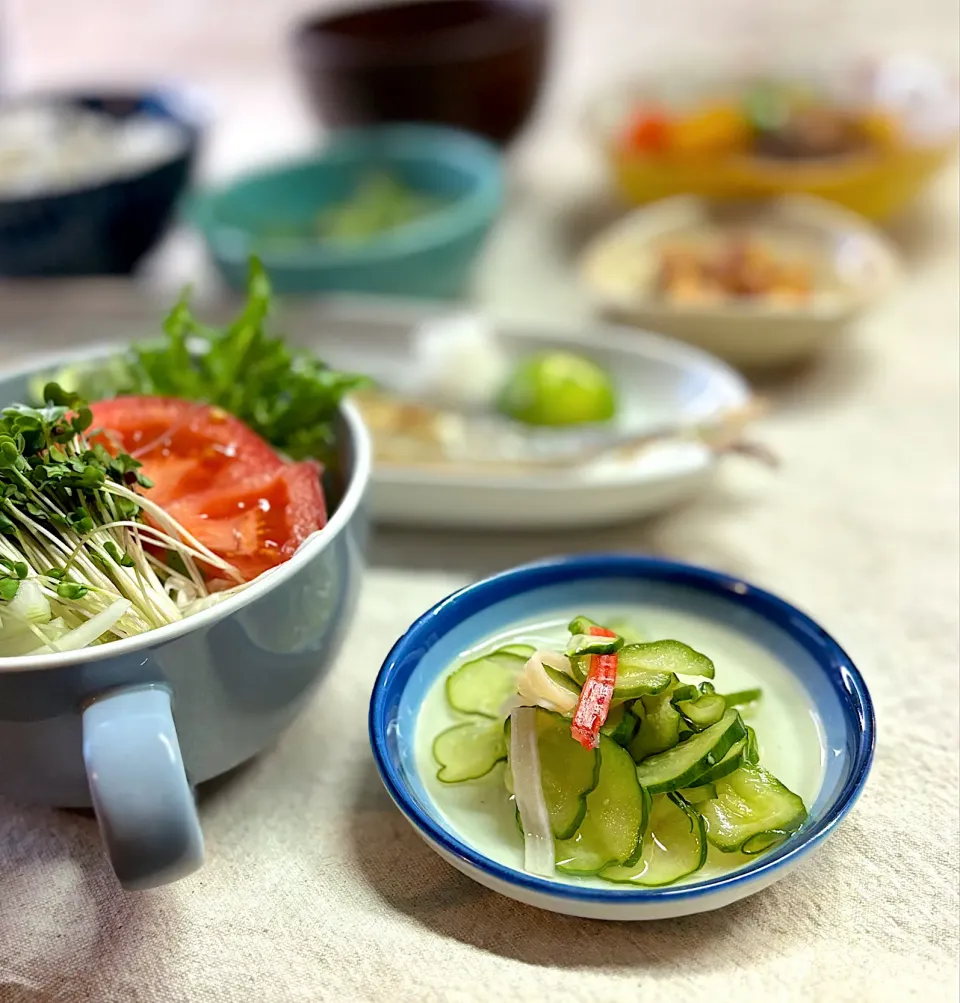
xmin=185 ymin=125 xmax=503 ymax=298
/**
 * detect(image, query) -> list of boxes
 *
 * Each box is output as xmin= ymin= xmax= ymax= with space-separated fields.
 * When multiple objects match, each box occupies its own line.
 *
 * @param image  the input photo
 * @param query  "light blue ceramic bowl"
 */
xmin=185 ymin=125 xmax=503 ymax=298
xmin=0 ymin=359 xmax=372 ymax=890
xmin=369 ymin=554 xmax=875 ymax=920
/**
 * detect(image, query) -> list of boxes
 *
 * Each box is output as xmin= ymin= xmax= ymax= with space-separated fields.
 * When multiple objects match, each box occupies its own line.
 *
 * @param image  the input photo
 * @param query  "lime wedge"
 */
xmin=497 ymin=351 xmax=617 ymax=427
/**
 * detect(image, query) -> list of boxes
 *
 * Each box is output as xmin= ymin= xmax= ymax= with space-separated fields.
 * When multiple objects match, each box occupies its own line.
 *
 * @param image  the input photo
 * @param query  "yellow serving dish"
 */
xmin=587 ymin=59 xmax=959 ymax=221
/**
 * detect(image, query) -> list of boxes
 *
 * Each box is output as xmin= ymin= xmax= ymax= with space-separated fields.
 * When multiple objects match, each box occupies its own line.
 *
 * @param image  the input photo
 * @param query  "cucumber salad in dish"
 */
xmin=428 ymin=614 xmax=810 ymax=886
xmin=0 ymin=260 xmax=364 ymax=657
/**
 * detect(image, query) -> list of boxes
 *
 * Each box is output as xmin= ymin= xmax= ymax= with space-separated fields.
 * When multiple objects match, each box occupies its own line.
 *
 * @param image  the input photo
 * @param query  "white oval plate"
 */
xmin=290 ymin=298 xmax=751 ymax=529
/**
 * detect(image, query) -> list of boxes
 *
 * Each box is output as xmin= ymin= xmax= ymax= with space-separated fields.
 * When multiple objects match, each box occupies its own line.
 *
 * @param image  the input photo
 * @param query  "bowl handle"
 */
xmin=82 ymin=684 xmax=204 ymax=890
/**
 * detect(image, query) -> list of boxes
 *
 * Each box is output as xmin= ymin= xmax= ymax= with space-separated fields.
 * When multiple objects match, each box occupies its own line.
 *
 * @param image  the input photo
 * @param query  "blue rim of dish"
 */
xmin=186 ymin=124 xmax=503 ymax=265
xmin=368 ymin=553 xmax=876 ymax=904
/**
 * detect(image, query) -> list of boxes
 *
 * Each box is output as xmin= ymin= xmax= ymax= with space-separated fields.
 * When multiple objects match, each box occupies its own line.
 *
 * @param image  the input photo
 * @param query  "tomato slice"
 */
xmin=89 ymin=396 xmax=328 ymax=582
xmin=164 ymin=461 xmax=327 ymax=581
xmin=90 ymin=397 xmax=282 ymax=508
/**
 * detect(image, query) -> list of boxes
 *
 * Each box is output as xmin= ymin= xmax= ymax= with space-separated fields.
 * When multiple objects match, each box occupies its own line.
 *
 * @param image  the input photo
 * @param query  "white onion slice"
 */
xmin=28 ymin=598 xmax=130 ymax=654
xmin=536 ymin=648 xmax=573 ymax=678
xmin=510 ymin=706 xmax=555 ymax=877
xmin=518 ymin=652 xmax=578 ymax=714
xmin=5 ymin=579 xmax=52 ymax=627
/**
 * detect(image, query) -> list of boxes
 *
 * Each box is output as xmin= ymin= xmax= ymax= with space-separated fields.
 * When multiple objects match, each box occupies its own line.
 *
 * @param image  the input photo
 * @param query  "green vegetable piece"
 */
xmin=314 ymin=172 xmax=442 ymax=245
xmin=678 ymin=783 xmax=718 ymax=803
xmin=618 ymin=639 xmax=716 ymax=680
xmin=499 ymin=644 xmax=536 ymax=659
xmin=506 ymin=708 xmax=600 ymax=839
xmin=601 ymin=705 xmax=639 ymax=747
xmin=634 ymin=709 xmax=747 ymax=794
xmin=569 ymin=654 xmax=591 ymax=684
xmin=669 ymin=683 xmax=700 ymax=704
xmin=742 ymin=80 xmax=794 ymax=133
xmin=566 ymin=640 xmax=676 ymax=698
xmin=722 ymin=688 xmax=763 ymax=708
xmin=433 ymin=721 xmax=506 ymax=783
xmin=694 ymin=736 xmax=747 ymax=785
xmin=36 ymin=260 xmax=367 ymax=467
xmin=676 ymin=691 xmax=727 ymax=730
xmin=600 ymin=793 xmax=707 ymax=886
xmin=566 ymin=632 xmax=622 ymax=657
xmin=556 ymin=736 xmax=650 ymax=874
xmin=567 ymin=614 xmax=606 ymax=635
xmin=628 ymin=690 xmax=683 ymax=761
xmin=614 ymin=665 xmax=676 ymax=700
xmin=497 ymin=352 xmax=617 ymax=427
xmin=743 ymin=726 xmax=760 ymax=765
xmin=445 ymin=647 xmax=527 ymax=718
xmin=697 ymin=764 xmax=807 ymax=854
xmin=543 ymin=665 xmax=582 ymax=698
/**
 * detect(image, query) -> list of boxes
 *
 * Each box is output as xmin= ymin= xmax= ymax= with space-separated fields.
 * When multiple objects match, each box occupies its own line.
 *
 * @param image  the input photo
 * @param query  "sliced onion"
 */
xmin=537 ymin=648 xmax=573 ymax=678
xmin=4 ymin=579 xmax=52 ymax=628
xmin=510 ymin=706 xmax=555 ymax=877
xmin=518 ymin=652 xmax=578 ymax=714
xmin=28 ymin=599 xmax=131 ymax=654
xmin=0 ymin=617 xmax=65 ymax=657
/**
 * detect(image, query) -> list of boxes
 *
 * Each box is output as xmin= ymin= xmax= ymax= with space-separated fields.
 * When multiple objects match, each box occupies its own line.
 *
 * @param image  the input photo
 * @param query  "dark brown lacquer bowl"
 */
xmin=291 ymin=0 xmax=552 ymax=146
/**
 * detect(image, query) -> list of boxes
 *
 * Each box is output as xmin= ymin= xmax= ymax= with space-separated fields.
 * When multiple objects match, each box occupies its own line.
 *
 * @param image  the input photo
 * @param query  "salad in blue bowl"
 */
xmin=369 ymin=554 xmax=874 ymax=920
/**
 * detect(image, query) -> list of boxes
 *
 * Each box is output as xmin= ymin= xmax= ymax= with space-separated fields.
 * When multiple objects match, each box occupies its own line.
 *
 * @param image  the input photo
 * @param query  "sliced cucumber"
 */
xmin=722 ymin=687 xmax=762 ymax=708
xmin=618 ymin=640 xmax=715 ymax=680
xmin=628 ymin=690 xmax=683 ymax=762
xmin=569 ymin=654 xmax=591 ymax=684
xmin=600 ymin=793 xmax=707 ymax=886
xmin=613 ymin=663 xmax=676 ymax=700
xmin=744 ymin=726 xmax=760 ymax=765
xmin=556 ymin=736 xmax=650 ymax=874
xmin=634 ymin=708 xmax=747 ymax=794
xmin=669 ymin=683 xmax=699 ymax=704
xmin=544 ymin=665 xmax=582 ymax=697
xmin=567 ymin=614 xmax=607 ymax=635
xmin=445 ymin=647 xmax=527 ymax=718
xmin=566 ymin=632 xmax=622 ymax=657
xmin=601 ymin=705 xmax=639 ymax=747
xmin=697 ymin=764 xmax=807 ymax=854
xmin=506 ymin=708 xmax=600 ymax=839
xmin=500 ymin=643 xmax=536 ymax=659
xmin=678 ymin=783 xmax=717 ymax=803
xmin=676 ymin=692 xmax=727 ymax=730
xmin=695 ymin=736 xmax=746 ymax=784
xmin=568 ymin=648 xmax=674 ymax=700
xmin=433 ymin=721 xmax=506 ymax=782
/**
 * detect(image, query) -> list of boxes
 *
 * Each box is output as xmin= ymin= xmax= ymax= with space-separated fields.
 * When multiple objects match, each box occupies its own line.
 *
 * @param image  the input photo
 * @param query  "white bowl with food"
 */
xmin=578 ymin=194 xmax=901 ymax=369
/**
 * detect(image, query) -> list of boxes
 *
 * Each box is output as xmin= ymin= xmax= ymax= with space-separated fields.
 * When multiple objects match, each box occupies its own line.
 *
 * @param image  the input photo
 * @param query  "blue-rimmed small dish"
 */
xmin=369 ymin=554 xmax=875 ymax=920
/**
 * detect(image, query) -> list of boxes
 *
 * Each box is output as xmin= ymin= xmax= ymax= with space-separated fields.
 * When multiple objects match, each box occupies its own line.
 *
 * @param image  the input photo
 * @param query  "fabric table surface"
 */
xmin=1 ymin=1 xmax=959 ymax=998
xmin=1 ymin=172 xmax=958 ymax=999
